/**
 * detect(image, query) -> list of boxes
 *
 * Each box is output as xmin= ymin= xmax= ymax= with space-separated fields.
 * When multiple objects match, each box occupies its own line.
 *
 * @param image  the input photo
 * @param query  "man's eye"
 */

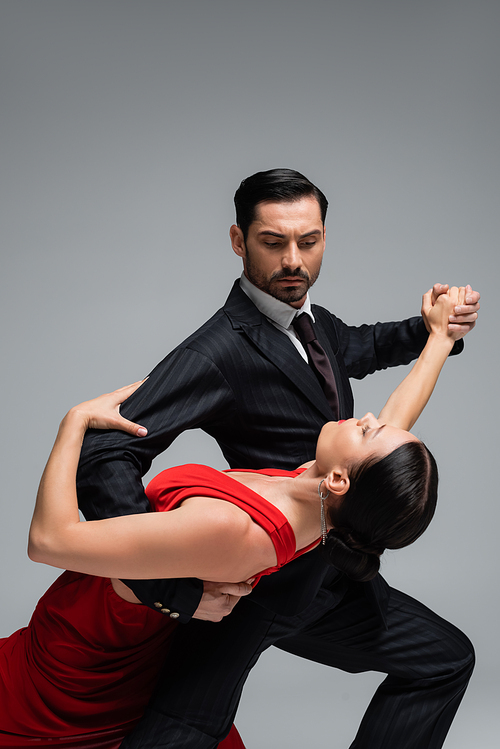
xmin=300 ymin=241 xmax=316 ymax=249
xmin=265 ymin=242 xmax=280 ymax=248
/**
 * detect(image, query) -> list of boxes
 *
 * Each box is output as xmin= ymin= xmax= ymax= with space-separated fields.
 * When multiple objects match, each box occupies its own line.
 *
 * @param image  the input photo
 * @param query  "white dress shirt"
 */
xmin=239 ymin=273 xmax=315 ymax=362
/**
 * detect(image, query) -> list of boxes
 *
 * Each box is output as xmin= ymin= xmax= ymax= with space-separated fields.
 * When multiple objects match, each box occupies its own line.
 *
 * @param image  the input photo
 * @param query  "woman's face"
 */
xmin=316 ymin=413 xmax=419 ymax=472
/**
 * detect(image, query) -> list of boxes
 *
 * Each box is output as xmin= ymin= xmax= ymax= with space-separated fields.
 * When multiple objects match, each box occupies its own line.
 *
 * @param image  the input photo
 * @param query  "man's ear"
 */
xmin=323 ymin=469 xmax=350 ymax=497
xmin=230 ymin=225 xmax=246 ymax=258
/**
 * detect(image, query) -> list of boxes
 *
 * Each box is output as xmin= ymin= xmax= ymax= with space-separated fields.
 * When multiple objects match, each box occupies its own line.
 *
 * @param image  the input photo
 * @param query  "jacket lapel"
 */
xmin=223 ymin=281 xmax=335 ymax=423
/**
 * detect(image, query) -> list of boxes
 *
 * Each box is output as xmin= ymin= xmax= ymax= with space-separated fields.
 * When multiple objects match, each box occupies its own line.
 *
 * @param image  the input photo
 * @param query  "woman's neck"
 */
xmin=227 ymin=463 xmax=327 ymax=552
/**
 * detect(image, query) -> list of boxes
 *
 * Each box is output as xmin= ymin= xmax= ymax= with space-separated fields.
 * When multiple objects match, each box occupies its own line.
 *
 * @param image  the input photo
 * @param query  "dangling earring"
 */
xmin=318 ymin=480 xmax=330 ymax=545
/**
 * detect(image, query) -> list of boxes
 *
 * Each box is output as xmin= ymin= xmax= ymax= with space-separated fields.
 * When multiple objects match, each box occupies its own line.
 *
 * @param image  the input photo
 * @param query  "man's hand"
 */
xmin=192 ymin=580 xmax=253 ymax=622
xmin=422 ymin=286 xmax=464 ymax=341
xmin=422 ymin=283 xmax=480 ymax=340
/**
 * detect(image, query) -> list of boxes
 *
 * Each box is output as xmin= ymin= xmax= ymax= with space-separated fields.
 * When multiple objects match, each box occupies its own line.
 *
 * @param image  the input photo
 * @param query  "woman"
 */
xmin=0 ymin=287 xmax=464 ymax=747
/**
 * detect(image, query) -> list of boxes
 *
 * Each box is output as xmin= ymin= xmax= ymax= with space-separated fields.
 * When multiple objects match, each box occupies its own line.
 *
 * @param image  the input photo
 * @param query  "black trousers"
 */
xmin=121 ymin=579 xmax=474 ymax=748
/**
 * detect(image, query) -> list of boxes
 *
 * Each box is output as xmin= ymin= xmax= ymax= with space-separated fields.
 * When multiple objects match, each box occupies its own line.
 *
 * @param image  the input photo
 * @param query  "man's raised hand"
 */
xmin=423 ymin=283 xmax=480 ymax=340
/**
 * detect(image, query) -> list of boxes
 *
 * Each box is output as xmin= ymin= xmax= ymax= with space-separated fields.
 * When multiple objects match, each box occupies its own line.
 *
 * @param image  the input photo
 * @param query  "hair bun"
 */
xmin=337 ymin=528 xmax=385 ymax=558
xmin=323 ymin=530 xmax=381 ymax=582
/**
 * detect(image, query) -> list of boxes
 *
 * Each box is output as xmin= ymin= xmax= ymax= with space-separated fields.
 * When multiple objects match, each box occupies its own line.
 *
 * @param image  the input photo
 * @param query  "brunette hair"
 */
xmin=234 ymin=168 xmax=328 ymax=240
xmin=324 ymin=441 xmax=438 ymax=582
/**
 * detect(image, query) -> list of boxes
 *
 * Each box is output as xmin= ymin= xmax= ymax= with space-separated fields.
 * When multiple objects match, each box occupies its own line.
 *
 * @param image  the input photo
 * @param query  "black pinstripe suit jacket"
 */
xmin=77 ymin=280 xmax=457 ymax=621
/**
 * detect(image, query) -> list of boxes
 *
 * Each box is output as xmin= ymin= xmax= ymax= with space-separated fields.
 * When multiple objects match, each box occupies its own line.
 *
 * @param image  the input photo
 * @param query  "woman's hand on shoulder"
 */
xmin=68 ymin=381 xmax=148 ymax=437
xmin=422 ymin=285 xmax=466 ymax=342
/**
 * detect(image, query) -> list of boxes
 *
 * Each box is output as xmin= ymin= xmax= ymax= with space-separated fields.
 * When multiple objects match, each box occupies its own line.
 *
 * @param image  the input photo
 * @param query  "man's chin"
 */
xmin=269 ymin=283 xmax=308 ymax=304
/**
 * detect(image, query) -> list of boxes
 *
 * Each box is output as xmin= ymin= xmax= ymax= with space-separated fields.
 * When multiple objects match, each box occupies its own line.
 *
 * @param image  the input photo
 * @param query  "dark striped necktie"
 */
xmin=292 ymin=313 xmax=339 ymax=419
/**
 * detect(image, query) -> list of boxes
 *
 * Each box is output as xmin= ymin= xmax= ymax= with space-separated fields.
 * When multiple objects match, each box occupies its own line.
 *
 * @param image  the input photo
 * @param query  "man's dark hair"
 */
xmin=234 ymin=168 xmax=329 ymax=240
xmin=324 ymin=441 xmax=438 ymax=582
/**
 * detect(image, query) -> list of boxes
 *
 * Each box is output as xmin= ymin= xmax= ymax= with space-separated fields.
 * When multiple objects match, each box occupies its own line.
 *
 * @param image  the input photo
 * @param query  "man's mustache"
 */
xmin=270 ymin=269 xmax=310 ymax=282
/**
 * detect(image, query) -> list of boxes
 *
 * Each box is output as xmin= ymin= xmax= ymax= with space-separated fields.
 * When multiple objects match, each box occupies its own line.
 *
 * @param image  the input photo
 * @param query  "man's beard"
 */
xmin=245 ymin=257 xmax=321 ymax=304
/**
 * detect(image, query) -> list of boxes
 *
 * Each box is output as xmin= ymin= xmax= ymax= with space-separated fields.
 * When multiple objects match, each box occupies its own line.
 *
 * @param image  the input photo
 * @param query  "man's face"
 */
xmin=230 ymin=197 xmax=326 ymax=308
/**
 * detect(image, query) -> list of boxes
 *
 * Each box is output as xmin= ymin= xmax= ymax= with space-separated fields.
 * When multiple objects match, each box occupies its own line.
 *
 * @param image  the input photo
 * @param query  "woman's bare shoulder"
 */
xmin=176 ymin=496 xmax=278 ymax=579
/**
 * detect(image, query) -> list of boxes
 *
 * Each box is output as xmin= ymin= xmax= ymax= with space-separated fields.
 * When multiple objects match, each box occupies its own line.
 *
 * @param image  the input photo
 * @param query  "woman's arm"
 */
xmin=29 ymin=383 xmax=146 ymax=554
xmin=28 ymin=385 xmax=273 ymax=582
xmin=378 ymin=286 xmax=465 ymax=431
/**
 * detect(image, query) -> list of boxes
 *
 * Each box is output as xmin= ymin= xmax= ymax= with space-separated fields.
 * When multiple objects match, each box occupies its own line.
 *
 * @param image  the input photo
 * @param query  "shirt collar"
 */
xmin=239 ymin=273 xmax=314 ymax=328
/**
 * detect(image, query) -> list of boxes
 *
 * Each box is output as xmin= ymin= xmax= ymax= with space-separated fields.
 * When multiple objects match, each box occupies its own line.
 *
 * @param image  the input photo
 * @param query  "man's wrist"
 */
xmin=449 ymin=338 xmax=464 ymax=356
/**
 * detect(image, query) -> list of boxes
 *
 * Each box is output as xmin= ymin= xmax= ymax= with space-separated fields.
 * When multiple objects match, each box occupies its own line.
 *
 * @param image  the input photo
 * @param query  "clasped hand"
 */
xmin=422 ymin=283 xmax=480 ymax=340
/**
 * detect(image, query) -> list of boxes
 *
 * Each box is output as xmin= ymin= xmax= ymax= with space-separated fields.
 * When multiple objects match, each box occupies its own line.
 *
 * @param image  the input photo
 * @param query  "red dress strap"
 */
xmin=145 ymin=464 xmax=319 ymax=584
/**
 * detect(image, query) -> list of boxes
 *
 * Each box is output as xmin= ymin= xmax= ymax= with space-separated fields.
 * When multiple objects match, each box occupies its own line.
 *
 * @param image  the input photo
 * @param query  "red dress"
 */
xmin=0 ymin=465 xmax=314 ymax=747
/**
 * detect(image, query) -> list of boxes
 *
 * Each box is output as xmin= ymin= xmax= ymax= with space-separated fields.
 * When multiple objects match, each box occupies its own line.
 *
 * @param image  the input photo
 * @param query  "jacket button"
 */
xmin=154 ymin=602 xmax=163 ymax=608
xmin=160 ymin=608 xmax=171 ymax=615
xmin=169 ymin=612 xmax=180 ymax=619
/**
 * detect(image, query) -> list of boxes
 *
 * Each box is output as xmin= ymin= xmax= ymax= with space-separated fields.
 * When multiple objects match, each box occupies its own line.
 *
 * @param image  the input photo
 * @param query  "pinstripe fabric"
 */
xmin=275 ymin=586 xmax=474 ymax=749
xmin=123 ymin=581 xmax=473 ymax=749
xmin=76 ymin=280 xmax=472 ymax=747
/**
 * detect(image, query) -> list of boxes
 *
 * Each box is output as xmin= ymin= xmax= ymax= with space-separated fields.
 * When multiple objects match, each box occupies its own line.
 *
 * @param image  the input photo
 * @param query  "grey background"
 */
xmin=1 ymin=1 xmax=498 ymax=746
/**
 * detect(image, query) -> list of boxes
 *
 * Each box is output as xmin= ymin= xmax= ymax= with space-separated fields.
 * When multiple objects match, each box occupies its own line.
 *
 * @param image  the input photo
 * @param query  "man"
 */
xmin=77 ymin=169 xmax=479 ymax=748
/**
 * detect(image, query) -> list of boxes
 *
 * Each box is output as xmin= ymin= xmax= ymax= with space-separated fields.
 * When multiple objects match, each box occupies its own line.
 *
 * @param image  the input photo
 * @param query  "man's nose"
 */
xmin=281 ymin=243 xmax=302 ymax=269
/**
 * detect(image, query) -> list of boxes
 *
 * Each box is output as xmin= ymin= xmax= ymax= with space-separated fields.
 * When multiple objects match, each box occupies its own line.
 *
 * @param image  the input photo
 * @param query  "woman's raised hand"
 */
xmin=69 ymin=381 xmax=148 ymax=437
xmin=422 ymin=285 xmax=466 ymax=341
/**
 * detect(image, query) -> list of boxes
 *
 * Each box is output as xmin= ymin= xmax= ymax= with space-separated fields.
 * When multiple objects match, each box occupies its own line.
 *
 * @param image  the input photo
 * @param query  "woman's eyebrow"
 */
xmin=371 ymin=425 xmax=386 ymax=440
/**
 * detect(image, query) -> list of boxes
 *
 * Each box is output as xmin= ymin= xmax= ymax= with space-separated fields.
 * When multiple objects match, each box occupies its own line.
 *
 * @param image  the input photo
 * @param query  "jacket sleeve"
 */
xmin=76 ymin=346 xmax=235 ymax=621
xmin=334 ymin=315 xmax=463 ymax=380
